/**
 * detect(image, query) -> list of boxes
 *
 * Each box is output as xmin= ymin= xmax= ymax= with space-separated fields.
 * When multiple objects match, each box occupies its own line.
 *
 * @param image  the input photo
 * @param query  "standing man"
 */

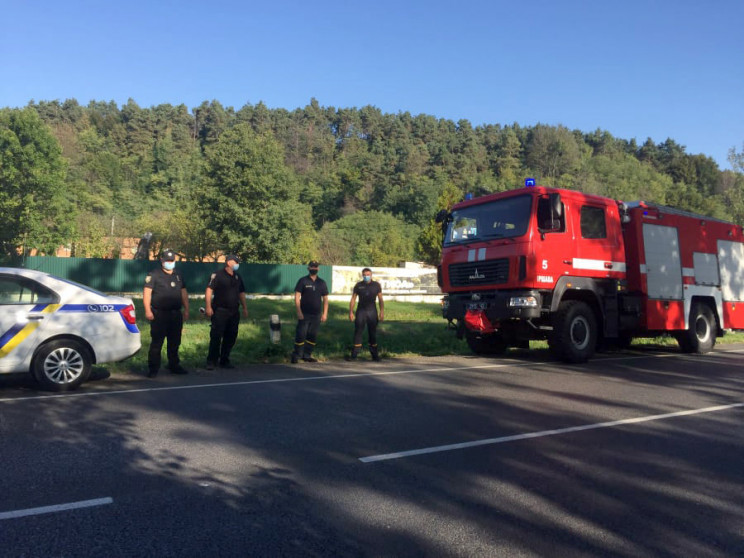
xmin=205 ymin=254 xmax=248 ymax=370
xmin=347 ymin=268 xmax=384 ymax=361
xmin=291 ymin=261 xmax=329 ymax=363
xmin=143 ymin=249 xmax=189 ymax=377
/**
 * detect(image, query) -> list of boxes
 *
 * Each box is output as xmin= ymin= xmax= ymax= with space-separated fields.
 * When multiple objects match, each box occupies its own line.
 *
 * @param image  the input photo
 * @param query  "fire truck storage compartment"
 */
xmin=642 ymin=223 xmax=682 ymax=300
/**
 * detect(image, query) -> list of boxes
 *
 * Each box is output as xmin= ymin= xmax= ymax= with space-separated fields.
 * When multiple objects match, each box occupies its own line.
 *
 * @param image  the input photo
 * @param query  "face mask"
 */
xmin=163 ymin=261 xmax=175 ymax=271
xmin=363 ymin=275 xmax=371 ymax=283
xmin=231 ymin=263 xmax=240 ymax=271
xmin=308 ymin=269 xmax=318 ymax=276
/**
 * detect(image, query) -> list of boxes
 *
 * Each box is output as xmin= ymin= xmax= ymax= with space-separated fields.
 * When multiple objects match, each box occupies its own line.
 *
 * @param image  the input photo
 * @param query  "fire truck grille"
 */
xmin=449 ymin=259 xmax=509 ymax=286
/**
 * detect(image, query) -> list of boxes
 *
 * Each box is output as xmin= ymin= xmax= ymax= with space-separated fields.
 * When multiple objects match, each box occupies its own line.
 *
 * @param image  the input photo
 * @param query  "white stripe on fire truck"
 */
xmin=572 ymin=258 xmax=627 ymax=272
xmin=467 ymin=249 xmax=487 ymax=262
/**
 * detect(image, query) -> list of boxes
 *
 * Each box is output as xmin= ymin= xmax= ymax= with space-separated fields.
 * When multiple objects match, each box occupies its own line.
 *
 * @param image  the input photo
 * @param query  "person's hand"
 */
xmin=183 ymin=310 xmax=189 ymax=321
xmin=349 ymin=311 xmax=354 ymax=322
xmin=321 ymin=313 xmax=327 ymax=323
xmin=242 ymin=308 xmax=249 ymax=318
xmin=206 ymin=308 xmax=214 ymax=318
xmin=297 ymin=310 xmax=304 ymax=321
xmin=145 ymin=310 xmax=154 ymax=321
xmin=379 ymin=311 xmax=384 ymax=322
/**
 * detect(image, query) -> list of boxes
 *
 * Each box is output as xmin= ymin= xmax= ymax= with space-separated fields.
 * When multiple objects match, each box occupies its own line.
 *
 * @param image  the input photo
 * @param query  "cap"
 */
xmin=161 ymin=249 xmax=176 ymax=261
xmin=225 ymin=254 xmax=241 ymax=264
xmin=307 ymin=260 xmax=320 ymax=268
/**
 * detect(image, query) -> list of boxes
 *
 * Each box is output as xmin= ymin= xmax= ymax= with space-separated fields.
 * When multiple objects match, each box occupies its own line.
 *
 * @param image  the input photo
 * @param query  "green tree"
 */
xmin=200 ymin=124 xmax=302 ymax=262
xmin=416 ymin=180 xmax=462 ymax=265
xmin=0 ymin=108 xmax=73 ymax=255
xmin=729 ymin=143 xmax=744 ymax=173
xmin=526 ymin=125 xmax=581 ymax=183
xmin=318 ymin=211 xmax=417 ymax=266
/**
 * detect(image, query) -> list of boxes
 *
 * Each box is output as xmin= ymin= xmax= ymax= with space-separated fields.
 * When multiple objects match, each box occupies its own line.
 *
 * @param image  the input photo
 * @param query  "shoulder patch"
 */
xmin=145 ymin=276 xmax=152 ymax=283
xmin=210 ymin=273 xmax=216 ymax=280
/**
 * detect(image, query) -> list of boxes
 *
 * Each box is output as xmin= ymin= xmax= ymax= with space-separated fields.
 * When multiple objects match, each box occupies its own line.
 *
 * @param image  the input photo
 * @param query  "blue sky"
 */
xmin=1 ymin=0 xmax=742 ymax=168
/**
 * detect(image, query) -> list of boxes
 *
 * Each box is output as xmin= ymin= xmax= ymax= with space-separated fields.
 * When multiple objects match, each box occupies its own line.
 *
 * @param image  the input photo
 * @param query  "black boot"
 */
xmin=370 ymin=345 xmax=381 ymax=362
xmin=345 ymin=346 xmax=360 ymax=361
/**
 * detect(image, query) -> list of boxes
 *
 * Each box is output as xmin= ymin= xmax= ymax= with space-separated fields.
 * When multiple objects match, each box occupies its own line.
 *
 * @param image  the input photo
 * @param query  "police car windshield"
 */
xmin=444 ymin=195 xmax=532 ymax=245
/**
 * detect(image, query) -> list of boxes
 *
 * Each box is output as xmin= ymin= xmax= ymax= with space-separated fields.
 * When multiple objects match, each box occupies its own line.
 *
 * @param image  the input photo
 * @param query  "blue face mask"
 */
xmin=363 ymin=275 xmax=371 ymax=283
xmin=163 ymin=261 xmax=175 ymax=271
xmin=231 ymin=263 xmax=240 ymax=271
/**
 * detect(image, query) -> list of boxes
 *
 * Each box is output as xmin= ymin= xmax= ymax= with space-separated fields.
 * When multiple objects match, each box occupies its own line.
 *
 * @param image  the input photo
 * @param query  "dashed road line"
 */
xmin=0 ymin=497 xmax=113 ymax=520
xmin=360 ymin=402 xmax=744 ymax=462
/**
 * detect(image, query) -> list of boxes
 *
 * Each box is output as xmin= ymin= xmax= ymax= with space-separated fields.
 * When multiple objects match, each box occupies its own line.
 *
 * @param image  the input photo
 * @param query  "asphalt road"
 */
xmin=1 ymin=344 xmax=743 ymax=557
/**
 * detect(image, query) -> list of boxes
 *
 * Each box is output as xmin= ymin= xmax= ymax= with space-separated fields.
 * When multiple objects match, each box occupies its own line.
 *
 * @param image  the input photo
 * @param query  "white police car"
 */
xmin=0 ymin=267 xmax=141 ymax=391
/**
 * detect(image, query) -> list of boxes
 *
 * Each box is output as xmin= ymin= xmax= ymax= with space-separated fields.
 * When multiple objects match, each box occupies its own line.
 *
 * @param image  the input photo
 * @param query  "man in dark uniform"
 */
xmin=291 ymin=261 xmax=329 ymax=363
xmin=205 ymin=254 xmax=248 ymax=370
xmin=143 ymin=249 xmax=189 ymax=377
xmin=347 ymin=267 xmax=384 ymax=361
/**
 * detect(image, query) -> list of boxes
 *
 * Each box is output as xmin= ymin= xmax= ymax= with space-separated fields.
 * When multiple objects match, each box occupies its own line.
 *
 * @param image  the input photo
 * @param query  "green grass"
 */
xmin=115 ymin=298 xmax=744 ymax=373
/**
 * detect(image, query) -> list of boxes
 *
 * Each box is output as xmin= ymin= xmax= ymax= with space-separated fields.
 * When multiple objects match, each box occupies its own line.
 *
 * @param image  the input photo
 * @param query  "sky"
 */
xmin=1 ymin=0 xmax=742 ymax=169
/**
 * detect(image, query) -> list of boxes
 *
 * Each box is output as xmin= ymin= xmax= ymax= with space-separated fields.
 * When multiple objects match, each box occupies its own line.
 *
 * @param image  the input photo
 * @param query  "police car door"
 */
xmin=0 ymin=275 xmax=58 ymax=372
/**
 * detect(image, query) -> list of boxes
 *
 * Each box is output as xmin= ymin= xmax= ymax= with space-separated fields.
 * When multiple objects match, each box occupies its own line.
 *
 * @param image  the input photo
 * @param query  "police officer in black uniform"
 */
xmin=143 ymin=249 xmax=189 ymax=377
xmin=347 ymin=267 xmax=384 ymax=361
xmin=205 ymin=254 xmax=248 ymax=370
xmin=291 ymin=261 xmax=329 ymax=363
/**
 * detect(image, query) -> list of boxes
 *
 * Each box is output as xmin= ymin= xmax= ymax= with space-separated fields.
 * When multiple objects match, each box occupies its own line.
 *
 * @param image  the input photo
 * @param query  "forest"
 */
xmin=1 ymin=98 xmax=743 ymax=266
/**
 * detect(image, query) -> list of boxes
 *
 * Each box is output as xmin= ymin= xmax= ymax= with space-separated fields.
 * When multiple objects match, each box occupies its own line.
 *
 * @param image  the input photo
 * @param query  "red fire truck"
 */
xmin=437 ymin=180 xmax=744 ymax=362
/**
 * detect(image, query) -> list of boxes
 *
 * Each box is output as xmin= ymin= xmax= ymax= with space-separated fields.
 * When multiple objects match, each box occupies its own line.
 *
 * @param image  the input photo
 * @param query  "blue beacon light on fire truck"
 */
xmin=525 ymin=178 xmax=536 ymax=187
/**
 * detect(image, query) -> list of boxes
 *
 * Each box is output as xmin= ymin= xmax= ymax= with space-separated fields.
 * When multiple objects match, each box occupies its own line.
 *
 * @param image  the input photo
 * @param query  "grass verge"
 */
xmin=112 ymin=298 xmax=744 ymax=374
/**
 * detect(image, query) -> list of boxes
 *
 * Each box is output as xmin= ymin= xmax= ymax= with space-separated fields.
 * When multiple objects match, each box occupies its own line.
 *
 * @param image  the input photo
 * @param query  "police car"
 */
xmin=0 ymin=267 xmax=141 ymax=391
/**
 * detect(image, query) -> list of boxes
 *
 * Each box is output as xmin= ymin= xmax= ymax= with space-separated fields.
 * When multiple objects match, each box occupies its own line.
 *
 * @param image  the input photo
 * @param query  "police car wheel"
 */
xmin=33 ymin=340 xmax=92 ymax=392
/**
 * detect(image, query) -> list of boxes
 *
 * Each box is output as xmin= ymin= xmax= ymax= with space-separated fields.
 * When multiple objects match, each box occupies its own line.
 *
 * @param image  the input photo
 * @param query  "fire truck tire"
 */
xmin=465 ymin=331 xmax=508 ymax=355
xmin=549 ymin=301 xmax=597 ymax=363
xmin=677 ymin=302 xmax=716 ymax=354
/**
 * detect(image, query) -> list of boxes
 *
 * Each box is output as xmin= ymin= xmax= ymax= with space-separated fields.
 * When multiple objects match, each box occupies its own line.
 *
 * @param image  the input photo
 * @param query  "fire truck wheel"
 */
xmin=549 ymin=301 xmax=597 ymax=363
xmin=677 ymin=302 xmax=716 ymax=354
xmin=465 ymin=331 xmax=508 ymax=355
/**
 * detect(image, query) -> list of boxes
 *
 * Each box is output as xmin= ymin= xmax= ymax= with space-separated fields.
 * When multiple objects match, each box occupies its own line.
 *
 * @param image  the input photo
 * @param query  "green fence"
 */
xmin=15 ymin=257 xmax=332 ymax=295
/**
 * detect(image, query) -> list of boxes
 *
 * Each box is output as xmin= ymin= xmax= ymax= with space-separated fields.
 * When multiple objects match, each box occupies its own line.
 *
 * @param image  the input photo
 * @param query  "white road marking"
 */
xmin=0 ymin=350 xmax=740 ymax=403
xmin=0 ymin=497 xmax=113 ymax=520
xmin=360 ymin=402 xmax=744 ymax=463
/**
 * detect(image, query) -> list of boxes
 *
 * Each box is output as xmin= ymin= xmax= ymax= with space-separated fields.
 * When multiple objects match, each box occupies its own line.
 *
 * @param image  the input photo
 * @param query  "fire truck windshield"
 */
xmin=444 ymin=195 xmax=532 ymax=245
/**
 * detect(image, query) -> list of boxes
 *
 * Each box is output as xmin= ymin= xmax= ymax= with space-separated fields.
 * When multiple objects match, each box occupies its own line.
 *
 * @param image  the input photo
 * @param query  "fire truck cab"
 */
xmin=437 ymin=181 xmax=744 ymax=362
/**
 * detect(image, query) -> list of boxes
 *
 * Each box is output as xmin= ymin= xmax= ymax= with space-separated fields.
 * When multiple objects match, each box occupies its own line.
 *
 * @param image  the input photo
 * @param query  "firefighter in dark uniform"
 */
xmin=347 ymin=267 xmax=384 ymax=361
xmin=143 ymin=249 xmax=189 ymax=377
xmin=291 ymin=261 xmax=329 ymax=363
xmin=205 ymin=254 xmax=248 ymax=370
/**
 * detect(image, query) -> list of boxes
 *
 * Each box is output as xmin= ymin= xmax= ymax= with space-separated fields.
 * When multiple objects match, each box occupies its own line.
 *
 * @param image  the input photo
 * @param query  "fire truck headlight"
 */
xmin=509 ymin=296 xmax=538 ymax=308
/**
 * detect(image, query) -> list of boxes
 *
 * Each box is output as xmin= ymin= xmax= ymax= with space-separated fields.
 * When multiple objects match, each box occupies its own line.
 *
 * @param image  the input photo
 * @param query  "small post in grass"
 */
xmin=269 ymin=314 xmax=281 ymax=344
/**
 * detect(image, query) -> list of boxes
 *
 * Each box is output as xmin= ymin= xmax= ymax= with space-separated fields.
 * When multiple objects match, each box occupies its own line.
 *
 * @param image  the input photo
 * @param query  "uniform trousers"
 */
xmin=148 ymin=309 xmax=183 ymax=372
xmin=293 ymin=315 xmax=321 ymax=357
xmin=208 ymin=308 xmax=240 ymax=365
xmin=352 ymin=307 xmax=378 ymax=356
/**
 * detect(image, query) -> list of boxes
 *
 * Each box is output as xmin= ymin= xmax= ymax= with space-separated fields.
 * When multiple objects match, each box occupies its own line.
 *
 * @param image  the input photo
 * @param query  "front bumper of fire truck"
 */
xmin=442 ymin=290 xmax=543 ymax=323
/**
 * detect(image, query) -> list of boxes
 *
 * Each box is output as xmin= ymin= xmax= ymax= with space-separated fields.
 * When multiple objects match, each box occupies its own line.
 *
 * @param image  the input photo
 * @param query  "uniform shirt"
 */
xmin=207 ymin=268 xmax=245 ymax=311
xmin=294 ymin=275 xmax=329 ymax=316
xmin=144 ymin=267 xmax=186 ymax=311
xmin=353 ymin=280 xmax=382 ymax=311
